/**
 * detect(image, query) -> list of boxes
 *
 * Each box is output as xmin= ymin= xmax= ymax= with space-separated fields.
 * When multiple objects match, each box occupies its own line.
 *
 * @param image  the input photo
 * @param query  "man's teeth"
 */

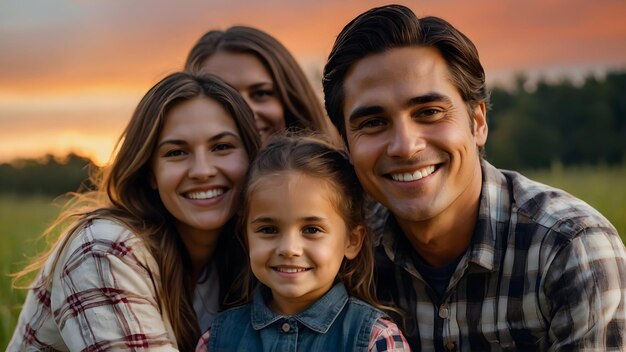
xmin=186 ymin=189 xmax=224 ymax=200
xmin=275 ymin=267 xmax=309 ymax=273
xmin=391 ymin=165 xmax=436 ymax=182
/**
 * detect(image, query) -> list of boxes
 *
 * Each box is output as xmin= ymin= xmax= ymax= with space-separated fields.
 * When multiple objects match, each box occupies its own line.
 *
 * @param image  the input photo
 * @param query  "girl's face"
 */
xmin=201 ymin=51 xmax=285 ymax=144
xmin=152 ymin=96 xmax=249 ymax=244
xmin=246 ymin=171 xmax=364 ymax=315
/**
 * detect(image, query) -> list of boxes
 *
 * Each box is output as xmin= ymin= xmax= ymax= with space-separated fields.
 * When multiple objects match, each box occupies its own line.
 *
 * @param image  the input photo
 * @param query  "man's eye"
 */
xmin=419 ymin=108 xmax=443 ymax=118
xmin=359 ymin=118 xmax=385 ymax=129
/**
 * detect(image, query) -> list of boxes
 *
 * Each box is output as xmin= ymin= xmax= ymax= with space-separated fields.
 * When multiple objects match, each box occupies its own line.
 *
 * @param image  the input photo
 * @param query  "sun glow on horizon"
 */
xmin=0 ymin=130 xmax=118 ymax=167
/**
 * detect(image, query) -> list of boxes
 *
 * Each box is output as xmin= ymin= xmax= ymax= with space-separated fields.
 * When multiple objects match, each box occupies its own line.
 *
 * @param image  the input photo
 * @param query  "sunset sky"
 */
xmin=1 ymin=0 xmax=625 ymax=165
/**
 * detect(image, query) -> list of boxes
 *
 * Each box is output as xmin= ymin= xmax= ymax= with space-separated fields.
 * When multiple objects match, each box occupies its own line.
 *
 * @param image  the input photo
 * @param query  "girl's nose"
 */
xmin=277 ymin=232 xmax=302 ymax=257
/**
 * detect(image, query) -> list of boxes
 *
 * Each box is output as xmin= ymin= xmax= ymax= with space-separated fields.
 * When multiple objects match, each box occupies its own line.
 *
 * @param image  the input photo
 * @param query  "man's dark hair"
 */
xmin=323 ymin=4 xmax=489 ymax=145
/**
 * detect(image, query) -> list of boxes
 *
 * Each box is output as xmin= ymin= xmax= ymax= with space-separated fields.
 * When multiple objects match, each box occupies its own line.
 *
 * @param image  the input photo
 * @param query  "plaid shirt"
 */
xmin=8 ymin=219 xmax=179 ymax=351
xmin=375 ymin=160 xmax=626 ymax=351
xmin=195 ymin=317 xmax=410 ymax=351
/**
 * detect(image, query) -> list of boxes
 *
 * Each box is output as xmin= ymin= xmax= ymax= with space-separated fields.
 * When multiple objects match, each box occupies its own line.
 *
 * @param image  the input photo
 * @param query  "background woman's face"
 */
xmin=201 ymin=51 xmax=285 ymax=143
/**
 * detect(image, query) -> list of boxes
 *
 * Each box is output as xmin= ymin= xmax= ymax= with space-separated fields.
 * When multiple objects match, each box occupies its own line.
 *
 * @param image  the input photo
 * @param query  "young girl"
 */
xmin=196 ymin=134 xmax=410 ymax=351
xmin=184 ymin=26 xmax=340 ymax=145
xmin=8 ymin=72 xmax=260 ymax=351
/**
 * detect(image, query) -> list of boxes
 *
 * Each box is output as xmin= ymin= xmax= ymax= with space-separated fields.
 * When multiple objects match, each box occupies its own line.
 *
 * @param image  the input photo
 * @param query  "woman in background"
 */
xmin=185 ymin=25 xmax=339 ymax=144
xmin=9 ymin=72 xmax=260 ymax=351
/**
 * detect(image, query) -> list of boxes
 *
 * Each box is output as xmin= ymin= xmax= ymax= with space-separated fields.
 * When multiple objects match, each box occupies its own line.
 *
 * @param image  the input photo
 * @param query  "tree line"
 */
xmin=485 ymin=70 xmax=626 ymax=170
xmin=1 ymin=70 xmax=625 ymax=196
xmin=0 ymin=153 xmax=96 ymax=196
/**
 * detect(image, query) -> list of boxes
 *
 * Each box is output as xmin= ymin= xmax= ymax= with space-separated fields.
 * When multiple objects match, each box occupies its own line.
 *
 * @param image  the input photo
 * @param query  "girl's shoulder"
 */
xmin=213 ymin=303 xmax=252 ymax=322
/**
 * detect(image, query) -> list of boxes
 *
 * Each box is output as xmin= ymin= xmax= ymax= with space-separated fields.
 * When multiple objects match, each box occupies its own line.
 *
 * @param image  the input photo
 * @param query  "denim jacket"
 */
xmin=208 ymin=282 xmax=385 ymax=351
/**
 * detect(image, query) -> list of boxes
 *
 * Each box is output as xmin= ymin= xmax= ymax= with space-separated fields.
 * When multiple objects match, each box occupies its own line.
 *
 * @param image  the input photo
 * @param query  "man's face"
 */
xmin=342 ymin=46 xmax=487 ymax=224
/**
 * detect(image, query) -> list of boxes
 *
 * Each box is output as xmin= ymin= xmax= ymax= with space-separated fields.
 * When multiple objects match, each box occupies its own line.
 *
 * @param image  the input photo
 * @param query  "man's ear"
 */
xmin=473 ymin=102 xmax=488 ymax=147
xmin=345 ymin=225 xmax=365 ymax=260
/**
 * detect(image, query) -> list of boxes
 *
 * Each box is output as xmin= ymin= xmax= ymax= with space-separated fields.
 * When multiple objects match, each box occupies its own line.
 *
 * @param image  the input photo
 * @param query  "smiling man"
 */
xmin=323 ymin=4 xmax=626 ymax=351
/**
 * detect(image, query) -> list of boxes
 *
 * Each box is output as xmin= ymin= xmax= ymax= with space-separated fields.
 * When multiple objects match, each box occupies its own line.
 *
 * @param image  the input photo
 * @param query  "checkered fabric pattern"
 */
xmin=375 ymin=160 xmax=626 ymax=351
xmin=7 ymin=219 xmax=179 ymax=351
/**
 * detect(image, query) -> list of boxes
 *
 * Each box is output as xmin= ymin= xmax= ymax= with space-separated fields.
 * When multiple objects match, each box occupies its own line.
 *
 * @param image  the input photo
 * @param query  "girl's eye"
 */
xmin=302 ymin=226 xmax=322 ymax=235
xmin=256 ymin=226 xmax=278 ymax=234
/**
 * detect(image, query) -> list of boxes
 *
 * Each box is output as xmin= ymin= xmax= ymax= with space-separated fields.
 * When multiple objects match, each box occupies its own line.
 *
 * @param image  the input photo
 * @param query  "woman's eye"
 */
xmin=251 ymin=90 xmax=274 ymax=101
xmin=164 ymin=149 xmax=186 ymax=157
xmin=212 ymin=143 xmax=233 ymax=152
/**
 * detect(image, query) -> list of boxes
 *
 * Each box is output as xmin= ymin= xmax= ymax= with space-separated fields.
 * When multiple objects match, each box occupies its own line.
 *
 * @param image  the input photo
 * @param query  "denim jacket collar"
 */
xmin=250 ymin=282 xmax=349 ymax=334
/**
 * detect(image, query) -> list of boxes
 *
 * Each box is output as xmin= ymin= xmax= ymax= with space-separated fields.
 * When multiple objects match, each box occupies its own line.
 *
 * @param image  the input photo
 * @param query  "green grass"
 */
xmin=0 ymin=166 xmax=624 ymax=348
xmin=0 ymin=194 xmax=61 ymax=350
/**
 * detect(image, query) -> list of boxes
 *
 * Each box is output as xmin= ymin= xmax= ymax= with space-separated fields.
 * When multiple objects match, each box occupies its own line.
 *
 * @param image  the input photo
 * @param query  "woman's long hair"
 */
xmin=13 ymin=72 xmax=261 ymax=350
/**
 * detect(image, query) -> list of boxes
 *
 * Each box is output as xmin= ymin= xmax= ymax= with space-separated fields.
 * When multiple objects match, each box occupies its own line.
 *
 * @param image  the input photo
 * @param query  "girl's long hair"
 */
xmin=12 ymin=72 xmax=260 ymax=350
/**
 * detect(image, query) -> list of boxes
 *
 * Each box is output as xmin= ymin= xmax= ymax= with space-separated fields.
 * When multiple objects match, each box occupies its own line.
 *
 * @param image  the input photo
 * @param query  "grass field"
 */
xmin=0 ymin=194 xmax=63 ymax=349
xmin=1 ymin=166 xmax=624 ymax=348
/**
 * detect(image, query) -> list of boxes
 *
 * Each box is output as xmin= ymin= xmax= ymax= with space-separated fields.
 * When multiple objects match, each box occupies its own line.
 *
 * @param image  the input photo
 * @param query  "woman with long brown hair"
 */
xmin=8 ymin=72 xmax=260 ymax=351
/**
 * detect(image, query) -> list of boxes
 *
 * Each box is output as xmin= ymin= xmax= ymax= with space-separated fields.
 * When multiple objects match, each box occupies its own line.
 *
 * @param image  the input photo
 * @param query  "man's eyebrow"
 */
xmin=348 ymin=105 xmax=385 ymax=122
xmin=406 ymin=92 xmax=452 ymax=107
xmin=348 ymin=93 xmax=453 ymax=122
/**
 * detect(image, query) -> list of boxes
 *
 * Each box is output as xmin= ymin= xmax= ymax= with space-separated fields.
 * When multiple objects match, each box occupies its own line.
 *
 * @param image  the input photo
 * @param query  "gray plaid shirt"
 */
xmin=374 ymin=160 xmax=626 ymax=351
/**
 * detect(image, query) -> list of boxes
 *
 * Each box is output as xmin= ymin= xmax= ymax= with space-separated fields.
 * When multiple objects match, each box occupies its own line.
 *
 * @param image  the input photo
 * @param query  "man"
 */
xmin=323 ymin=4 xmax=626 ymax=351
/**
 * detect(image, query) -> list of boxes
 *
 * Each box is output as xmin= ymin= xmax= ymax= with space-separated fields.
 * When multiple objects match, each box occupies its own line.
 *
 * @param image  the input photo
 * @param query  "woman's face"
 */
xmin=200 ymin=51 xmax=285 ymax=143
xmin=151 ymin=96 xmax=249 ymax=242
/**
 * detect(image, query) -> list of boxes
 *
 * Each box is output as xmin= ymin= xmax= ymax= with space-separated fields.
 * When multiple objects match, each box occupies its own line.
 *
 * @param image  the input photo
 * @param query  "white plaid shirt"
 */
xmin=8 ymin=219 xmax=179 ymax=351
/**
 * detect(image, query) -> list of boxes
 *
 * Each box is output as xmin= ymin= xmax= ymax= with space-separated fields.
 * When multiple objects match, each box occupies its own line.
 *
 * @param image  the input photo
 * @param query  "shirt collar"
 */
xmin=250 ymin=282 xmax=349 ymax=333
xmin=379 ymin=160 xmax=512 ymax=273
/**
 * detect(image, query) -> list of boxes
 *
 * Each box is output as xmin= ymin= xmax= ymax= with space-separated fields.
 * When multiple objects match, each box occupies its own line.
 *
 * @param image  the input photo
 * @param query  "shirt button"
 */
xmin=445 ymin=341 xmax=456 ymax=350
xmin=281 ymin=322 xmax=291 ymax=332
xmin=439 ymin=307 xmax=449 ymax=319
